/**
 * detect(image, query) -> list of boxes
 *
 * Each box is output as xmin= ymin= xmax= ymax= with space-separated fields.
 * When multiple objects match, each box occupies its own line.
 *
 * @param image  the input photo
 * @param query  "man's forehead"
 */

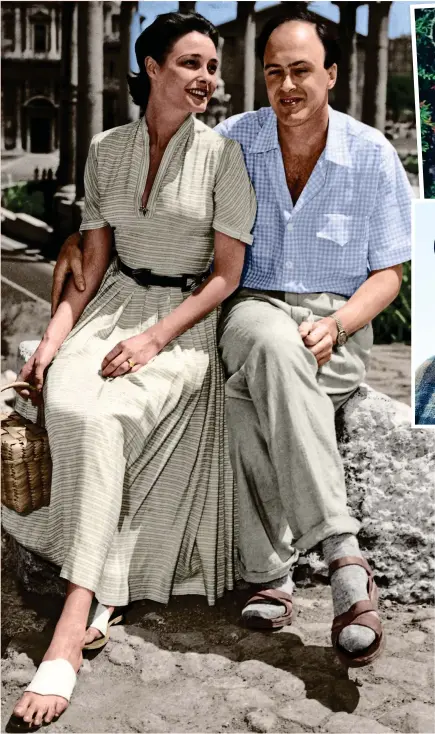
xmin=264 ymin=20 xmax=325 ymax=59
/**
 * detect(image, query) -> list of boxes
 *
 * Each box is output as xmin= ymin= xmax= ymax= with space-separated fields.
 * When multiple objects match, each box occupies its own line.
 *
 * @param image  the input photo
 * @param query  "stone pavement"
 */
xmin=1 ymin=565 xmax=434 ymax=734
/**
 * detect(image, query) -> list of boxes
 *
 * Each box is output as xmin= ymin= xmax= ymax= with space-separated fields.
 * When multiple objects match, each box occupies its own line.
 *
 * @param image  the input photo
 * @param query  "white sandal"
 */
xmin=24 ymin=658 xmax=77 ymax=701
xmin=83 ymin=602 xmax=123 ymax=651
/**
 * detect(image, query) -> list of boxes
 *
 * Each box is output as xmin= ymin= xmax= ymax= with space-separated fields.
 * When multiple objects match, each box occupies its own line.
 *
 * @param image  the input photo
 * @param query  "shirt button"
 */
xmin=285 ymin=260 xmax=293 ymax=269
xmin=287 ymin=222 xmax=293 ymax=231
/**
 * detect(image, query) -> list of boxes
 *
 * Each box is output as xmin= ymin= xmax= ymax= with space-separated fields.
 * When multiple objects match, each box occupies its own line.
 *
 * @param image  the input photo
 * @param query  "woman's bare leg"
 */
xmin=12 ymin=583 xmax=93 ymax=726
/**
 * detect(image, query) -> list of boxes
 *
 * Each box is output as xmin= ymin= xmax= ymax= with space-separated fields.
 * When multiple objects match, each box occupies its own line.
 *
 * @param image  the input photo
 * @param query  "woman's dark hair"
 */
xmin=128 ymin=12 xmax=219 ymax=109
xmin=256 ymin=7 xmax=341 ymax=68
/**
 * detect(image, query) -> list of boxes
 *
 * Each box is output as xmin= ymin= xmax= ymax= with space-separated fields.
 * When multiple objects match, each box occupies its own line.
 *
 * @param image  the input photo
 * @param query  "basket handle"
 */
xmin=1 ymin=381 xmax=36 ymax=393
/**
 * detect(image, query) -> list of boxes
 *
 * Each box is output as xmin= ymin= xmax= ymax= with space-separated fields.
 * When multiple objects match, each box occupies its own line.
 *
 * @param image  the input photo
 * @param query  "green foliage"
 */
xmin=387 ymin=75 xmax=415 ymax=122
xmin=1 ymin=183 xmax=45 ymax=218
xmin=415 ymin=8 xmax=435 ymax=197
xmin=373 ymin=261 xmax=411 ymax=344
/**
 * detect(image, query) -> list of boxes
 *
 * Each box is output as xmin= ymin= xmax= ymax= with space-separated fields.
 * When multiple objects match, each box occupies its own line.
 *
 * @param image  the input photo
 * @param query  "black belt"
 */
xmin=118 ymin=259 xmax=209 ymax=292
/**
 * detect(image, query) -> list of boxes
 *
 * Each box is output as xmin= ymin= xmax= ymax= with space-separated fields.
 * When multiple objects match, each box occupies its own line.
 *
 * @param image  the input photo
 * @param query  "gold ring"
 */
xmin=127 ymin=358 xmax=136 ymax=369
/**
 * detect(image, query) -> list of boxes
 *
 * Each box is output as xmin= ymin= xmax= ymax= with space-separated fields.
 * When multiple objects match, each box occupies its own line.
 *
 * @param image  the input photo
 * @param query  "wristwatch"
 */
xmin=330 ymin=315 xmax=348 ymax=346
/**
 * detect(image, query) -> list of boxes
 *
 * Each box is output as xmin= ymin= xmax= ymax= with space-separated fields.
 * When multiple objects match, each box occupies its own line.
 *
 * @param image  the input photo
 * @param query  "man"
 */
xmin=415 ymin=357 xmax=435 ymax=424
xmin=50 ymin=9 xmax=411 ymax=666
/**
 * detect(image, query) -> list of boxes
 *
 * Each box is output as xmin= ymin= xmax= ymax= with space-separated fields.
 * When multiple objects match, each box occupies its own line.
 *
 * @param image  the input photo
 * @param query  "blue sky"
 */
xmin=130 ymin=1 xmax=425 ymax=70
xmin=413 ymin=202 xmax=435 ymax=368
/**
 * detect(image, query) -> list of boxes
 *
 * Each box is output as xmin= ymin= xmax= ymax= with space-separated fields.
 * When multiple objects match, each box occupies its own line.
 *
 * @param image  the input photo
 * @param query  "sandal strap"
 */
xmin=329 ymin=555 xmax=372 ymax=578
xmin=25 ymin=659 xmax=77 ymax=702
xmin=87 ymin=602 xmax=111 ymax=637
xmin=332 ymin=599 xmax=382 ymax=638
xmin=245 ymin=589 xmax=293 ymax=607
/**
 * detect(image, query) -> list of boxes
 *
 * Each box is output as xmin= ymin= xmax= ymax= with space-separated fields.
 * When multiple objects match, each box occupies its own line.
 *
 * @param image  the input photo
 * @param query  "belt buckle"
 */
xmin=181 ymin=275 xmax=197 ymax=293
xmin=131 ymin=268 xmax=151 ymax=289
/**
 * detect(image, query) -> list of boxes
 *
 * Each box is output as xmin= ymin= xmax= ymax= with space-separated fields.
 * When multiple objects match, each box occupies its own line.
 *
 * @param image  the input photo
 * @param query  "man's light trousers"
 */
xmin=218 ymin=289 xmax=372 ymax=584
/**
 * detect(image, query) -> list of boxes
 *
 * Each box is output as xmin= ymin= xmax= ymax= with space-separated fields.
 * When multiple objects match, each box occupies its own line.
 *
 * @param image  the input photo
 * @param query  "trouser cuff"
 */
xmin=294 ymin=516 xmax=361 ymax=552
xmin=238 ymin=549 xmax=299 ymax=584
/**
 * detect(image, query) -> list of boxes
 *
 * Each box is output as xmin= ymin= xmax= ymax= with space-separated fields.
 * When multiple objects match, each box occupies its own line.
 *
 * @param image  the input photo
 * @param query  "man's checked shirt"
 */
xmin=215 ymin=106 xmax=412 ymax=297
xmin=415 ymin=357 xmax=435 ymax=425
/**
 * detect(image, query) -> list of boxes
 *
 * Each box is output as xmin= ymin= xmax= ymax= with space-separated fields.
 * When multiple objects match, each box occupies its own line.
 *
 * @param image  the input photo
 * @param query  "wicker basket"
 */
xmin=1 ymin=382 xmax=51 ymax=514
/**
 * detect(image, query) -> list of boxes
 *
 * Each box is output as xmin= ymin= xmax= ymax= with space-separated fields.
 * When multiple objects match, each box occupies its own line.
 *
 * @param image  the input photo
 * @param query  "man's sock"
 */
xmin=241 ymin=574 xmax=293 ymax=621
xmin=322 ymin=533 xmax=376 ymax=654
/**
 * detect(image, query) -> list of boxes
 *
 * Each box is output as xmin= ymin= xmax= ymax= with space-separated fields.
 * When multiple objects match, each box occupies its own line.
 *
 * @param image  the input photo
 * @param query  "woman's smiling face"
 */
xmin=146 ymin=31 xmax=219 ymax=114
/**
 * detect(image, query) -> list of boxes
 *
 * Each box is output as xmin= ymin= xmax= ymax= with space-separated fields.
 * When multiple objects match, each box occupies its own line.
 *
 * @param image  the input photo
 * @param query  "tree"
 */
xmin=415 ymin=7 xmax=435 ymax=197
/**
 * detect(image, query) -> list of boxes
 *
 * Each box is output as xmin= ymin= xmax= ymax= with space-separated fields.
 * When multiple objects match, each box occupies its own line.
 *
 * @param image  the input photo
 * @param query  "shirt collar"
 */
xmin=248 ymin=106 xmax=352 ymax=168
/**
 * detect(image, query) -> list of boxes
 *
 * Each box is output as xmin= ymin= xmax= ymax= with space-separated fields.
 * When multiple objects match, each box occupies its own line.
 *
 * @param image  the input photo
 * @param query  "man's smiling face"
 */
xmin=263 ymin=20 xmax=337 ymax=128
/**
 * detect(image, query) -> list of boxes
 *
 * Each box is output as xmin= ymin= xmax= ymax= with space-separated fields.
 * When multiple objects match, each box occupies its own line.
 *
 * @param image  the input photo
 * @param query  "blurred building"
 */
xmin=1 ymin=1 xmax=122 ymax=152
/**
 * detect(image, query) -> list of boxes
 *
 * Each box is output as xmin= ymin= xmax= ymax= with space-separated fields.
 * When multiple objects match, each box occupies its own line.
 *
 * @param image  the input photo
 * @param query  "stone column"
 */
xmin=15 ymin=7 xmax=22 ymax=55
xmin=57 ymin=2 xmax=78 ymax=187
xmin=361 ymin=1 xmax=392 ymax=132
xmin=332 ymin=2 xmax=360 ymax=117
xmin=16 ymin=85 xmax=23 ymax=152
xmin=25 ymin=7 xmax=32 ymax=54
xmin=74 ymin=2 xmax=104 ymax=216
xmin=237 ymin=1 xmax=256 ymax=112
xmin=178 ymin=2 xmax=196 ymax=13
xmin=50 ymin=6 xmax=56 ymax=55
xmin=119 ymin=1 xmax=138 ymax=124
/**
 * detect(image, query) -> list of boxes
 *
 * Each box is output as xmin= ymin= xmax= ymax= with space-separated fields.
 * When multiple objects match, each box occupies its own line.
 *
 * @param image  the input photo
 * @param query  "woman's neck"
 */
xmin=145 ymin=98 xmax=191 ymax=148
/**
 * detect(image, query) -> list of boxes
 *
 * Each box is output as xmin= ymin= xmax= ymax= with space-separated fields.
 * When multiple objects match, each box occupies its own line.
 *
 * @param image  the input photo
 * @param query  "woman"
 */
xmin=415 ymin=356 xmax=435 ymax=424
xmin=5 ymin=12 xmax=256 ymax=728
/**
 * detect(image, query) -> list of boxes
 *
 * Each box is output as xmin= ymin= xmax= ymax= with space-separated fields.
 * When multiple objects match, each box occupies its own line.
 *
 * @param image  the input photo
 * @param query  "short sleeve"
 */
xmin=367 ymin=142 xmax=413 ymax=271
xmin=79 ymin=136 xmax=110 ymax=232
xmin=213 ymin=138 xmax=257 ymax=245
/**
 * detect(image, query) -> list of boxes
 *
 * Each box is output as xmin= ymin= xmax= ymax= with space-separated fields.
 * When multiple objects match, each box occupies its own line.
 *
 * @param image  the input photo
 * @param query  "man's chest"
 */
xmin=281 ymin=149 xmax=321 ymax=204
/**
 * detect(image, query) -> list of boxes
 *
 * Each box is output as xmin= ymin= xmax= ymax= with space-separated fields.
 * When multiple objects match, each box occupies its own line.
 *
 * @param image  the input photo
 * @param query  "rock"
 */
xmin=238 ymin=659 xmax=281 ymax=681
xmin=140 ymin=650 xmax=177 ymax=682
xmin=80 ymin=659 xmax=92 ymax=675
xmin=109 ymin=624 xmax=127 ymax=643
xmin=324 ymin=712 xmax=394 ymax=733
xmin=374 ymin=657 xmax=432 ymax=687
xmin=127 ymin=712 xmax=170 ymax=733
xmin=167 ymin=631 xmax=206 ymax=649
xmin=334 ymin=386 xmax=435 ymax=603
xmin=419 ymin=619 xmax=435 ymax=635
xmin=273 ymin=674 xmax=306 ymax=699
xmin=224 ymin=687 xmax=274 ymax=709
xmin=380 ymin=701 xmax=435 ymax=733
xmin=404 ymin=630 xmax=427 ymax=645
xmin=2 ymin=667 xmax=34 ymax=686
xmin=108 ymin=643 xmax=136 ymax=667
xmin=278 ymin=699 xmax=332 ymax=728
xmin=412 ymin=608 xmax=435 ymax=622
xmin=211 ymin=675 xmax=248 ymax=689
xmin=245 ymin=709 xmax=278 ymax=733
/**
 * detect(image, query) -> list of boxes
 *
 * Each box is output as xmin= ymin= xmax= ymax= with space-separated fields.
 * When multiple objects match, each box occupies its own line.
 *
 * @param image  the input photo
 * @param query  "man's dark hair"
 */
xmin=256 ymin=7 xmax=341 ymax=68
xmin=128 ymin=12 xmax=219 ymax=109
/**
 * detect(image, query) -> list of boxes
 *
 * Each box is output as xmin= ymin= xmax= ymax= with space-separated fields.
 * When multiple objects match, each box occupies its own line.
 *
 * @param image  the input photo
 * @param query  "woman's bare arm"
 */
xmin=101 ymin=230 xmax=247 ymax=376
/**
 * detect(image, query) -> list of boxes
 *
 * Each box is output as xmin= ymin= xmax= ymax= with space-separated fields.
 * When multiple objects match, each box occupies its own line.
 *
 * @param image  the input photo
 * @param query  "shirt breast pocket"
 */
xmin=316 ymin=214 xmax=369 ymax=273
xmin=317 ymin=213 xmax=352 ymax=247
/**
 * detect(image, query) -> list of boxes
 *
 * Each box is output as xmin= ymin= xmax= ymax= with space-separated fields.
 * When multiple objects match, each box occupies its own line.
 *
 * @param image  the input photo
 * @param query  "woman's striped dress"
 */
xmin=2 ymin=115 xmax=256 ymax=606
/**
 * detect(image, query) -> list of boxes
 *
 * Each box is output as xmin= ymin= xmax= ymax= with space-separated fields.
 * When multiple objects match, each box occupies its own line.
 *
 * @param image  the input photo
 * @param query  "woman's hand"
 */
xmin=101 ymin=329 xmax=163 ymax=378
xmin=15 ymin=340 xmax=58 ymax=404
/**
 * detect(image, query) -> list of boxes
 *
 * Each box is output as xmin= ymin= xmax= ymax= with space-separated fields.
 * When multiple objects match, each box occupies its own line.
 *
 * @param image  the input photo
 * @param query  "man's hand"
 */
xmin=51 ymin=232 xmax=85 ymax=316
xmin=299 ymin=317 xmax=338 ymax=367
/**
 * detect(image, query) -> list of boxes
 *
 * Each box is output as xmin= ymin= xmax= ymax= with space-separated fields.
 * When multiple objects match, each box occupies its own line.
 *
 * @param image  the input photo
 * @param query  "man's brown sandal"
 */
xmin=241 ymin=588 xmax=293 ymax=629
xmin=330 ymin=556 xmax=385 ymax=668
